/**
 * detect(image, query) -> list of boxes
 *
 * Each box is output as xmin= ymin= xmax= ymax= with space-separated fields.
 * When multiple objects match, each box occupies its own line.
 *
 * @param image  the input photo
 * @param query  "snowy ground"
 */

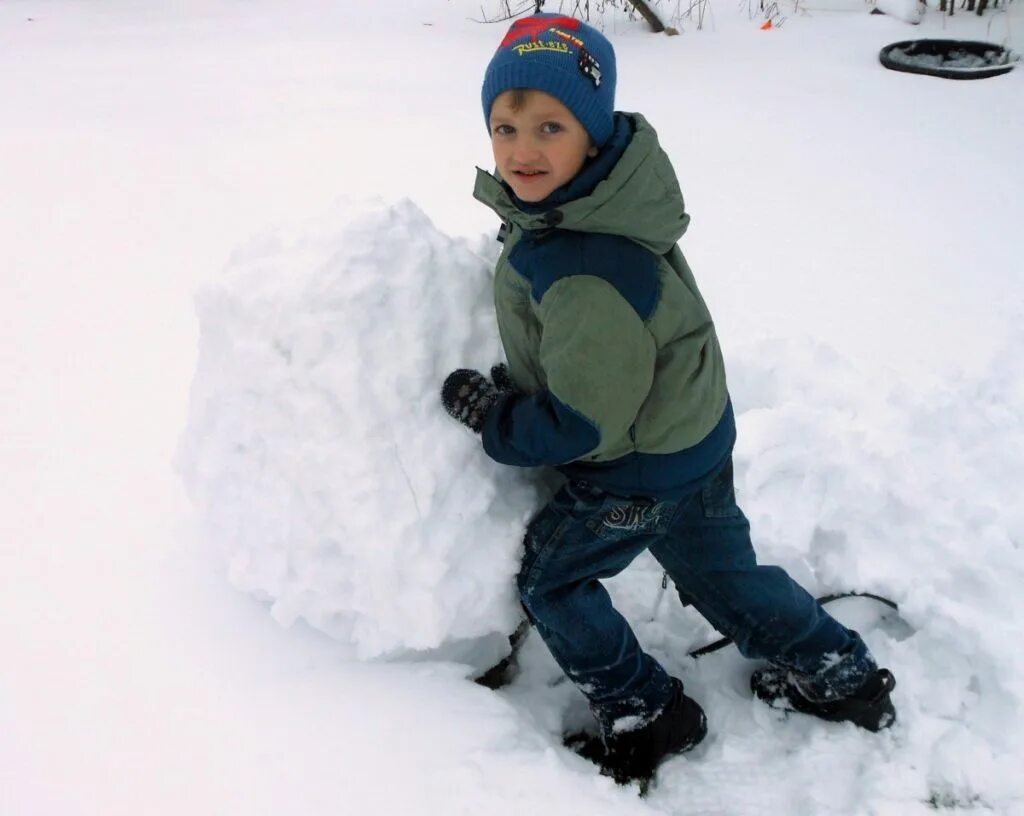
xmin=3 ymin=1 xmax=1023 ymax=814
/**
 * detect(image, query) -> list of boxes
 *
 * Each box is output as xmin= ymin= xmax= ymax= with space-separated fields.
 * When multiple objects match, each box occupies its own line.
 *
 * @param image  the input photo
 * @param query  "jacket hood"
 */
xmin=473 ymin=112 xmax=690 ymax=256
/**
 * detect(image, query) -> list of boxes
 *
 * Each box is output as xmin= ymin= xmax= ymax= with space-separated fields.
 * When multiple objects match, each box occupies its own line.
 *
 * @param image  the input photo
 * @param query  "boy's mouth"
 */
xmin=513 ymin=169 xmax=547 ymax=180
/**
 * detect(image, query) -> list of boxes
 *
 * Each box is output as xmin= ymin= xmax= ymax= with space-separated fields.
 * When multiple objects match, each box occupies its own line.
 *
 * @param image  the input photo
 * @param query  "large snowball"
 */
xmin=177 ymin=199 xmax=541 ymax=660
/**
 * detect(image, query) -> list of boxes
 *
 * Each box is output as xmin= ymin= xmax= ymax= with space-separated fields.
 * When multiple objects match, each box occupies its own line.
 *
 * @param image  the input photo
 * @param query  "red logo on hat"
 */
xmin=499 ymin=15 xmax=581 ymax=49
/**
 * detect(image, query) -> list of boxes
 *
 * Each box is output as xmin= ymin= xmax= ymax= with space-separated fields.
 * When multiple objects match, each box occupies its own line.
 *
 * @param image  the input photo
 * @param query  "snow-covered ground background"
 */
xmin=3 ymin=0 xmax=1023 ymax=813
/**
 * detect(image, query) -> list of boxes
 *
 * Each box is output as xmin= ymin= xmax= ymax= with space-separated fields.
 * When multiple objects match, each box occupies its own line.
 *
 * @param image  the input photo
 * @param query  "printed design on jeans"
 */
xmin=587 ymin=501 xmax=675 ymax=541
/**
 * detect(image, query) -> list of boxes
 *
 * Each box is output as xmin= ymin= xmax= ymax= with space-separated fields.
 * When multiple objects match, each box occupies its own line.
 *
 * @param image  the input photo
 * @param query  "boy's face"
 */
xmin=489 ymin=89 xmax=599 ymax=203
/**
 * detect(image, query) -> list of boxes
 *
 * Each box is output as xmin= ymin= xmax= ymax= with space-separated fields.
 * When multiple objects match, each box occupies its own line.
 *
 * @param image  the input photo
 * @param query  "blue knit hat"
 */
xmin=481 ymin=13 xmax=617 ymax=147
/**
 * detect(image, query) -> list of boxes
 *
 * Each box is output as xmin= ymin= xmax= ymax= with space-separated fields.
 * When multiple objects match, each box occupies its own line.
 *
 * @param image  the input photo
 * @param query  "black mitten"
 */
xmin=490 ymin=363 xmax=516 ymax=393
xmin=441 ymin=369 xmax=501 ymax=433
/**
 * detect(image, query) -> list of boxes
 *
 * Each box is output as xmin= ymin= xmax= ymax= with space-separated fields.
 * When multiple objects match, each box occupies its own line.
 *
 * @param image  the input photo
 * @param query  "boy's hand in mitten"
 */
xmin=441 ymin=369 xmax=502 ymax=434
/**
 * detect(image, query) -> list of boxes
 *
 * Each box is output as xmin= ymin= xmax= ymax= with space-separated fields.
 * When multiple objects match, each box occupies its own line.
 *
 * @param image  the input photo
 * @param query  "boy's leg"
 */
xmin=648 ymin=457 xmax=877 ymax=702
xmin=518 ymin=480 xmax=681 ymax=732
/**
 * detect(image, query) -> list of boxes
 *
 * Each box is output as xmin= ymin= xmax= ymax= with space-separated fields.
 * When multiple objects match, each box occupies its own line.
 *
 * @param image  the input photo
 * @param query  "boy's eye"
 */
xmin=541 ymin=122 xmax=563 ymax=135
xmin=493 ymin=124 xmax=514 ymax=136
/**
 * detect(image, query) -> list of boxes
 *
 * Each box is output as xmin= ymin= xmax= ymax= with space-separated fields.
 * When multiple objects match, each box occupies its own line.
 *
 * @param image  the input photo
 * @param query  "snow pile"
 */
xmin=727 ymin=335 xmax=1024 ymax=722
xmin=874 ymin=0 xmax=926 ymax=25
xmin=177 ymin=199 xmax=541 ymax=659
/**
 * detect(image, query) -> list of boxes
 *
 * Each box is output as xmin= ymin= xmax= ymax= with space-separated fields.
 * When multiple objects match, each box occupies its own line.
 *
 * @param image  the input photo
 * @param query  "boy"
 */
xmin=440 ymin=13 xmax=896 ymax=786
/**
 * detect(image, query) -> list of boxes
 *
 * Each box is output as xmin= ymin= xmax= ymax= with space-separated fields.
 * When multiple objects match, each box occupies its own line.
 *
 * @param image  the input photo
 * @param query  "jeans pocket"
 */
xmin=585 ymin=497 xmax=678 ymax=542
xmin=700 ymin=458 xmax=741 ymax=519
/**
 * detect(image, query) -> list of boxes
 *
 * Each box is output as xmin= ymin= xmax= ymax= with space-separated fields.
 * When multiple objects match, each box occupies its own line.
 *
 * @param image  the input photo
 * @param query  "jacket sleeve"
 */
xmin=482 ymin=275 xmax=656 ymax=467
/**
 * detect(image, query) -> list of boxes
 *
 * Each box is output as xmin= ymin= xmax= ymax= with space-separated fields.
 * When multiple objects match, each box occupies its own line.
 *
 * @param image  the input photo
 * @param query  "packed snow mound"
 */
xmin=177 ymin=198 xmax=541 ymax=660
xmin=874 ymin=0 xmax=925 ymax=25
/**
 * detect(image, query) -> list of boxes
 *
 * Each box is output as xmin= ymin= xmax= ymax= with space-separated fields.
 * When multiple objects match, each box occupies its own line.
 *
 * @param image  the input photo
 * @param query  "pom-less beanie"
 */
xmin=481 ymin=13 xmax=617 ymax=147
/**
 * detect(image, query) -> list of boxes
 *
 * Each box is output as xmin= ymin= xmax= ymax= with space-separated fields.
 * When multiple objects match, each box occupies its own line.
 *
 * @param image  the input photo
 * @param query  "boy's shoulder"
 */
xmin=510 ymin=229 xmax=661 ymax=320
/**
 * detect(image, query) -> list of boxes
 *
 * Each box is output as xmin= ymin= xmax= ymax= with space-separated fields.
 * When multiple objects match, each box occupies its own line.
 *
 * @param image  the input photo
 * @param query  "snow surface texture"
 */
xmin=178 ymin=199 xmax=541 ymax=660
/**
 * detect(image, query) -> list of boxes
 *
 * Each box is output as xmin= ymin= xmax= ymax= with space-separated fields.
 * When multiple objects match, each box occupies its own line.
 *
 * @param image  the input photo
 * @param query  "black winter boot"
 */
xmin=565 ymin=678 xmax=707 ymax=787
xmin=751 ymin=665 xmax=897 ymax=732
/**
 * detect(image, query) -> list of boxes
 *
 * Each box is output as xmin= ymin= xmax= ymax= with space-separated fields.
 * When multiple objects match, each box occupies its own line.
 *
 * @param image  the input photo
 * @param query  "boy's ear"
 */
xmin=587 ymin=144 xmax=599 ymax=158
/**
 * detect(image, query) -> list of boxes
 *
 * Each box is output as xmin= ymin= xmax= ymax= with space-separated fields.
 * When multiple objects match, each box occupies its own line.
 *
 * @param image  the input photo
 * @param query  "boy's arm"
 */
xmin=482 ymin=276 xmax=655 ymax=467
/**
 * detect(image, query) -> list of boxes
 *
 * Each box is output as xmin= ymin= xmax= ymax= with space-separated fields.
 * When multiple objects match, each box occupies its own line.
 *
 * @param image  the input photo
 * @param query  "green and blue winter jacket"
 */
xmin=474 ymin=113 xmax=734 ymax=499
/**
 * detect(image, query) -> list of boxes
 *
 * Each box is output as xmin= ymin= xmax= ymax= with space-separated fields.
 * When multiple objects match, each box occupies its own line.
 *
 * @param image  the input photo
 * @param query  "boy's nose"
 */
xmin=510 ymin=140 xmax=542 ymax=165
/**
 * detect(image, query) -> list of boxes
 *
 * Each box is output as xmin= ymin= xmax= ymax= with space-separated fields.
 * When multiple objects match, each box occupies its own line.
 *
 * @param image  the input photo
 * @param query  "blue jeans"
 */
xmin=517 ymin=454 xmax=876 ymax=734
